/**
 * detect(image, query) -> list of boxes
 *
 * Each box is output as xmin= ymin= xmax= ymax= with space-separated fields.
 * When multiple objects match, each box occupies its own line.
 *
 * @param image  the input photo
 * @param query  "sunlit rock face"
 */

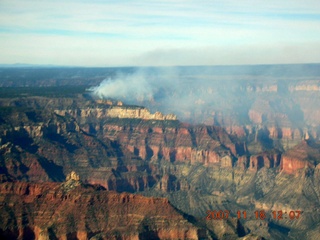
xmin=1 ymin=65 xmax=320 ymax=239
xmin=55 ymin=107 xmax=177 ymax=121
xmin=280 ymin=140 xmax=320 ymax=174
xmin=0 ymin=181 xmax=204 ymax=240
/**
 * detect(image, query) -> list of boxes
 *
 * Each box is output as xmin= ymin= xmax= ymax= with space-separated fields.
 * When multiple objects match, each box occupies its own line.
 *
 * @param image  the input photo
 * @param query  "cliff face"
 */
xmin=0 ymin=109 xmax=127 ymax=184
xmin=288 ymin=80 xmax=320 ymax=92
xmin=3 ymin=97 xmax=320 ymax=182
xmin=0 ymin=180 xmax=206 ymax=240
xmin=280 ymin=140 xmax=320 ymax=174
xmin=55 ymin=106 xmax=177 ymax=121
xmin=2 ymin=98 xmax=317 ymax=182
xmin=98 ymin=123 xmax=238 ymax=165
xmin=2 ymin=93 xmax=320 ymax=239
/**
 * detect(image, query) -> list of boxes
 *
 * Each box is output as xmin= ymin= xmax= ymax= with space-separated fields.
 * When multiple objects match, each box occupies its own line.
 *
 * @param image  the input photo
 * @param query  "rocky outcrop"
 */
xmin=98 ymin=123 xmax=240 ymax=168
xmin=288 ymin=80 xmax=320 ymax=92
xmin=0 ymin=142 xmax=51 ymax=182
xmin=0 ymin=110 xmax=126 ymax=185
xmin=248 ymin=153 xmax=281 ymax=172
xmin=280 ymin=140 xmax=320 ymax=174
xmin=55 ymin=106 xmax=177 ymax=121
xmin=0 ymin=181 xmax=207 ymax=240
xmin=281 ymin=156 xmax=311 ymax=174
xmin=2 ymin=98 xmax=320 ymax=239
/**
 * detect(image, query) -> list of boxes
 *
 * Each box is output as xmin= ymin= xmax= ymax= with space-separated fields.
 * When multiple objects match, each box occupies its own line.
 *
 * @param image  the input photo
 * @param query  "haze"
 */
xmin=1 ymin=0 xmax=320 ymax=67
xmin=89 ymin=64 xmax=320 ymax=125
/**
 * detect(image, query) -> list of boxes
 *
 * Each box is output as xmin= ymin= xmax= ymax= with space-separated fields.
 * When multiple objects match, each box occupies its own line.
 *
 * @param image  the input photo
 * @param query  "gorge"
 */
xmin=0 ymin=64 xmax=320 ymax=239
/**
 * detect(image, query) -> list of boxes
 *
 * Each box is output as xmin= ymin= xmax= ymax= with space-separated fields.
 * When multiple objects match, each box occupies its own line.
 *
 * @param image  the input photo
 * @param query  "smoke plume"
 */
xmin=89 ymin=64 xmax=320 ymax=126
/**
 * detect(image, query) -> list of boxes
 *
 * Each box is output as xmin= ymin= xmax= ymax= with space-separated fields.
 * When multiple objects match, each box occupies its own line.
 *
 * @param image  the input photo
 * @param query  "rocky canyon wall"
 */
xmin=0 ymin=179 xmax=207 ymax=240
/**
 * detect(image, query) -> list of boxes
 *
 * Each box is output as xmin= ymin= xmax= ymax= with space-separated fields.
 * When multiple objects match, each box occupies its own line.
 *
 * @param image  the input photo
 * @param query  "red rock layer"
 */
xmin=99 ymin=124 xmax=241 ymax=168
xmin=280 ymin=141 xmax=320 ymax=174
xmin=0 ymin=181 xmax=205 ymax=240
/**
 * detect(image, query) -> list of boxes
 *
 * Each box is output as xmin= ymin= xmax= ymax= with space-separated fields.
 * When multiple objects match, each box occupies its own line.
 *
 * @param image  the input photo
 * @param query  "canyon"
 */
xmin=0 ymin=64 xmax=320 ymax=239
xmin=0 ymin=173 xmax=208 ymax=240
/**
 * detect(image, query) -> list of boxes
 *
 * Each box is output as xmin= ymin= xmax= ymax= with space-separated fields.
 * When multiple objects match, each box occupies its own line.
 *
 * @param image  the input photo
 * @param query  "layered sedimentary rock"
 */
xmin=3 ymin=96 xmax=320 ymax=178
xmin=90 ymin=120 xmax=240 ymax=166
xmin=55 ymin=106 xmax=177 ymax=121
xmin=288 ymin=80 xmax=320 ymax=92
xmin=2 ymin=84 xmax=320 ymax=239
xmin=0 ymin=109 xmax=124 ymax=184
xmin=281 ymin=140 xmax=320 ymax=174
xmin=248 ymin=153 xmax=281 ymax=171
xmin=0 ymin=179 xmax=206 ymax=240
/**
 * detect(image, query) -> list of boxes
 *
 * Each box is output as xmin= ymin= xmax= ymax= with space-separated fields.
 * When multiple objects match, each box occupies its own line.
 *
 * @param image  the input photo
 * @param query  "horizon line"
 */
xmin=1 ymin=62 xmax=320 ymax=69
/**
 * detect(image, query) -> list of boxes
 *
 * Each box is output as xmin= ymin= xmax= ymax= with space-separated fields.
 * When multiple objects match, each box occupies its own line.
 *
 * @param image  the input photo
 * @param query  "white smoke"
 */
xmin=89 ymin=67 xmax=182 ymax=109
xmin=88 ymin=66 xmax=246 ymax=123
xmin=88 ymin=65 xmax=320 ymax=125
xmin=90 ymin=72 xmax=155 ymax=102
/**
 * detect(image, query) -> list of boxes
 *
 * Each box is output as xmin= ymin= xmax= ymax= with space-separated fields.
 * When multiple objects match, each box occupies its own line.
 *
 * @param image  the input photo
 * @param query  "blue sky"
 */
xmin=1 ymin=0 xmax=320 ymax=66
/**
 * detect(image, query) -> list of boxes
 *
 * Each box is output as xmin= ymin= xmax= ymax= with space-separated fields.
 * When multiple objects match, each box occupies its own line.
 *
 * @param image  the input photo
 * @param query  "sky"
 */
xmin=1 ymin=0 xmax=320 ymax=67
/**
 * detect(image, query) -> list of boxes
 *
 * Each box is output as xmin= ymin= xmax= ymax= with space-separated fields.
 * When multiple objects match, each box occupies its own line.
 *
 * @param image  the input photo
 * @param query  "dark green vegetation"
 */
xmin=0 ymin=66 xmax=134 ymax=87
xmin=0 ymin=86 xmax=88 ymax=98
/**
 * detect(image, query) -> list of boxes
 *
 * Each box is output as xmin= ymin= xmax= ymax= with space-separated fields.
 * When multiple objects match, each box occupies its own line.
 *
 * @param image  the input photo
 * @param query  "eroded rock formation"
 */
xmin=1 ymin=69 xmax=320 ymax=239
xmin=55 ymin=106 xmax=177 ymax=121
xmin=0 ymin=181 xmax=207 ymax=240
